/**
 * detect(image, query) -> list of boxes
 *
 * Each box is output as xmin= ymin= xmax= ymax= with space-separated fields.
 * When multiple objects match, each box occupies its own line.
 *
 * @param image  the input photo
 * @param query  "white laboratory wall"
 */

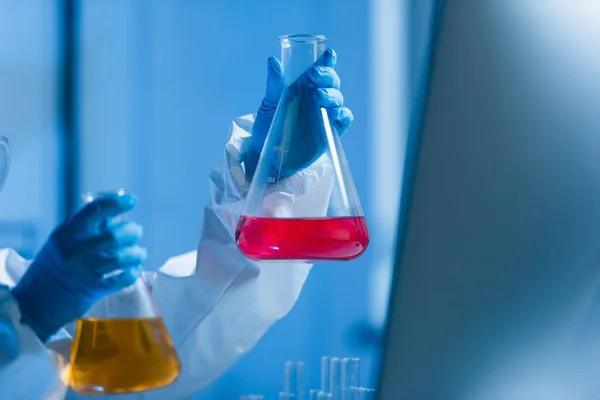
xmin=0 ymin=1 xmax=61 ymax=258
xmin=79 ymin=1 xmax=378 ymax=398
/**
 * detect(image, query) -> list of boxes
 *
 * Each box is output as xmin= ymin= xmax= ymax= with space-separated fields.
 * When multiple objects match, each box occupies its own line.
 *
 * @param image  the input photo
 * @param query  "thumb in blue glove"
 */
xmin=11 ymin=193 xmax=147 ymax=342
xmin=250 ymin=56 xmax=284 ymax=155
xmin=246 ymin=48 xmax=354 ymax=179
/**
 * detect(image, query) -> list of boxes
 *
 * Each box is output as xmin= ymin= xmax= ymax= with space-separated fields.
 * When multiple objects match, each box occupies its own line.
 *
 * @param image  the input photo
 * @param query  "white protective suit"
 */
xmin=0 ymin=114 xmax=335 ymax=400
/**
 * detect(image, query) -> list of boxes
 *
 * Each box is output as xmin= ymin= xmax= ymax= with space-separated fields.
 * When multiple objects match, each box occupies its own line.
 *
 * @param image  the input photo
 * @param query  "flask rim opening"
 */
xmin=82 ymin=188 xmax=128 ymax=203
xmin=279 ymin=34 xmax=328 ymax=45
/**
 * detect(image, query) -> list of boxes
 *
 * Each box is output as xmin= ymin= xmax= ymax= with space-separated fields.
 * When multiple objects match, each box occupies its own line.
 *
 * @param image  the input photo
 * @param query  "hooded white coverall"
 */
xmin=0 ymin=114 xmax=334 ymax=399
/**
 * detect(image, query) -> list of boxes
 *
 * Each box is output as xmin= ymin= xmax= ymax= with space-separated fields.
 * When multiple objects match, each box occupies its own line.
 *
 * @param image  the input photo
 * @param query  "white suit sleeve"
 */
xmin=143 ymin=114 xmax=334 ymax=399
xmin=0 ymin=248 xmax=70 ymax=400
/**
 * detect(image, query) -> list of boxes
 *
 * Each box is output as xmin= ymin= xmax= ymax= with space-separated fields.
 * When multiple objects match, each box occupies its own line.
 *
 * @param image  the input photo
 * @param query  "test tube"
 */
xmin=321 ymin=356 xmax=332 ymax=393
xmin=318 ymin=393 xmax=333 ymax=400
xmin=279 ymin=393 xmax=296 ymax=400
xmin=284 ymin=361 xmax=304 ymax=400
xmin=309 ymin=389 xmax=321 ymax=400
xmin=348 ymin=387 xmax=375 ymax=400
xmin=341 ymin=358 xmax=360 ymax=400
xmin=329 ymin=357 xmax=341 ymax=400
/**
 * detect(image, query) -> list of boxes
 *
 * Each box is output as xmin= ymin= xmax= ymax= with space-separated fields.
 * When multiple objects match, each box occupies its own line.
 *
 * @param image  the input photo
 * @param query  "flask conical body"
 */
xmin=69 ymin=190 xmax=181 ymax=395
xmin=236 ymin=34 xmax=369 ymax=262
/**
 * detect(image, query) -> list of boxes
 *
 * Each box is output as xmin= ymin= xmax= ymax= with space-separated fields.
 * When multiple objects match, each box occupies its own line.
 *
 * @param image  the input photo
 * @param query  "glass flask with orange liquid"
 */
xmin=236 ymin=34 xmax=369 ymax=262
xmin=69 ymin=190 xmax=181 ymax=395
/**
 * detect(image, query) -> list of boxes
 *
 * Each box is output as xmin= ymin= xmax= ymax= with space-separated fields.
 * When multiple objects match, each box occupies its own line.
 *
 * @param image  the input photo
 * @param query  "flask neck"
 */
xmin=280 ymin=35 xmax=327 ymax=86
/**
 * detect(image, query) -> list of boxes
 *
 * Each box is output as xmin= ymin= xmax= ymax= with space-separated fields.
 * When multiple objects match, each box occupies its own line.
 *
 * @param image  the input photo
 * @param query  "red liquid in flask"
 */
xmin=235 ymin=216 xmax=369 ymax=261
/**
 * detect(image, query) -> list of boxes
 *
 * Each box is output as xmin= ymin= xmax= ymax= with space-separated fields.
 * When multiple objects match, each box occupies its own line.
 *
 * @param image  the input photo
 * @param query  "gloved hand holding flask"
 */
xmin=12 ymin=193 xmax=147 ymax=343
xmin=236 ymin=34 xmax=369 ymax=263
xmin=247 ymin=47 xmax=354 ymax=179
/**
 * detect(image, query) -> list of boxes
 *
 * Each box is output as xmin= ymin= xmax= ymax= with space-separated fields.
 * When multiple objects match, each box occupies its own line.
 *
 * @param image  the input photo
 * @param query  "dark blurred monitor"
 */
xmin=378 ymin=1 xmax=600 ymax=399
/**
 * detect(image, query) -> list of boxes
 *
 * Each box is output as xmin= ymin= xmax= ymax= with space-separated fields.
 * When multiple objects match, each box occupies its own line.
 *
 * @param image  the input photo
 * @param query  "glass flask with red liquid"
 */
xmin=236 ymin=34 xmax=369 ymax=262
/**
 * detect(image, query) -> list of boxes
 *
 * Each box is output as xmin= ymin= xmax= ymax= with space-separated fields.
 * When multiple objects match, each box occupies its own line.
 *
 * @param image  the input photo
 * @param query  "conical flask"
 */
xmin=0 ymin=135 xmax=10 ymax=194
xmin=236 ymin=34 xmax=369 ymax=262
xmin=69 ymin=190 xmax=181 ymax=395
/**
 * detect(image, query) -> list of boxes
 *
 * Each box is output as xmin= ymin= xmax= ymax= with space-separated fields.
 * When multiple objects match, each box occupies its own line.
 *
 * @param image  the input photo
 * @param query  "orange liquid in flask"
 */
xmin=236 ymin=216 xmax=369 ymax=261
xmin=69 ymin=317 xmax=181 ymax=395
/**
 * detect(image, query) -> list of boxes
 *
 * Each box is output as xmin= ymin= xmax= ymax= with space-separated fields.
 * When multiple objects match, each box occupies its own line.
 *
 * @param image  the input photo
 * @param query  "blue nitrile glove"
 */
xmin=246 ymin=48 xmax=354 ymax=179
xmin=11 ymin=193 xmax=147 ymax=343
xmin=0 ymin=313 xmax=18 ymax=365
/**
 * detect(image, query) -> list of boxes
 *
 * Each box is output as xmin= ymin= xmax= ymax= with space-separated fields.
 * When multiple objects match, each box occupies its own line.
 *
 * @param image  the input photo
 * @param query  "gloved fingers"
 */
xmin=329 ymin=106 xmax=354 ymax=137
xmin=314 ymin=88 xmax=344 ymax=108
xmin=313 ymin=48 xmax=337 ymax=68
xmin=308 ymin=66 xmax=340 ymax=89
xmin=70 ymin=194 xmax=136 ymax=230
xmin=257 ymin=57 xmax=284 ymax=118
xmin=92 ymin=245 xmax=148 ymax=274
xmin=103 ymin=267 xmax=142 ymax=290
xmin=70 ymin=245 xmax=146 ymax=276
xmin=84 ymin=221 xmax=144 ymax=251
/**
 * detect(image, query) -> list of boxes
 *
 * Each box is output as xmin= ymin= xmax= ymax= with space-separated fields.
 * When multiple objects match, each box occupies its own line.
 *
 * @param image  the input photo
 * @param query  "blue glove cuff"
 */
xmin=11 ymin=284 xmax=54 ymax=343
xmin=12 ymin=241 xmax=91 ymax=343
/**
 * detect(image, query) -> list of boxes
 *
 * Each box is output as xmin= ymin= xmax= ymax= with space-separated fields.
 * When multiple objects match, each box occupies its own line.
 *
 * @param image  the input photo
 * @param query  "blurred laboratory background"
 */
xmin=0 ymin=0 xmax=436 ymax=398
